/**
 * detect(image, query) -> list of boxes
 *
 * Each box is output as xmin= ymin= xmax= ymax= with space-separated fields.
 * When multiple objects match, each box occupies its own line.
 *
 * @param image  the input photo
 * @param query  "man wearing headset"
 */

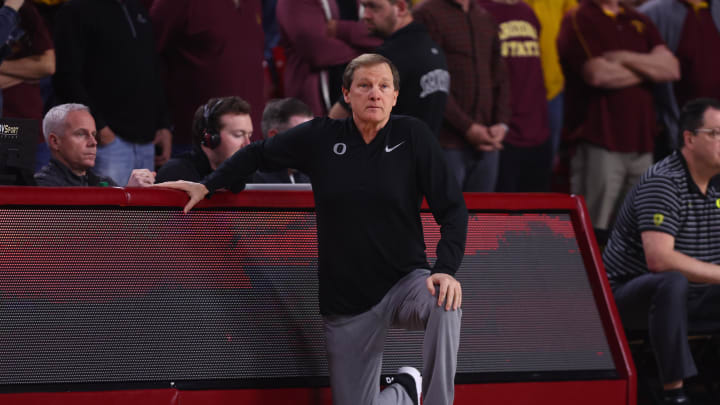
xmin=155 ymin=96 xmax=253 ymax=184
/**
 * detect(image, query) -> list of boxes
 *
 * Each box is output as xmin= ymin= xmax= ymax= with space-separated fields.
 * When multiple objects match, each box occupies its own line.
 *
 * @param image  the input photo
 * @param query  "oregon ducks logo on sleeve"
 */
xmin=716 ymin=199 xmax=720 ymax=209
xmin=653 ymin=213 xmax=664 ymax=226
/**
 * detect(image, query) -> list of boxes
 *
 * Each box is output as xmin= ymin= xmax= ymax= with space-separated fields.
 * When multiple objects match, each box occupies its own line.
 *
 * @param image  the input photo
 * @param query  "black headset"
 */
xmin=201 ymin=99 xmax=223 ymax=149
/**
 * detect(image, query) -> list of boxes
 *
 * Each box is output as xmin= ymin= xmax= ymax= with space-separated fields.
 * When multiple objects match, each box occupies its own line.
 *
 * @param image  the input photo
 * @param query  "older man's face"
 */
xmin=342 ymin=63 xmax=398 ymax=127
xmin=51 ymin=110 xmax=98 ymax=175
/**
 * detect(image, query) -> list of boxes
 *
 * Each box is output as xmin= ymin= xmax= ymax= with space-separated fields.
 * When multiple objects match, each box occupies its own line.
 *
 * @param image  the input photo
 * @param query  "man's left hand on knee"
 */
xmin=426 ymin=273 xmax=462 ymax=311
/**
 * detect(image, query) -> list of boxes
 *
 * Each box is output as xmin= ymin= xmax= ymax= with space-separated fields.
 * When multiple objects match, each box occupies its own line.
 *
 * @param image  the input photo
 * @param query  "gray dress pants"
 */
xmin=323 ymin=269 xmax=462 ymax=405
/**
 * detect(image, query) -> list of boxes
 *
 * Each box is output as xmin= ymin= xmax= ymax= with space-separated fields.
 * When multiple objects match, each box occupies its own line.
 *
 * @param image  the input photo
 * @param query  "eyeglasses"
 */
xmin=694 ymin=128 xmax=720 ymax=140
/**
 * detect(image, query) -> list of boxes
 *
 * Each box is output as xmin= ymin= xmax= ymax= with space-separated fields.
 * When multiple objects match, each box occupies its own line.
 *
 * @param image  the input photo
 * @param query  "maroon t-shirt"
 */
xmin=150 ymin=0 xmax=265 ymax=145
xmin=557 ymin=2 xmax=664 ymax=153
xmin=674 ymin=1 xmax=720 ymax=108
xmin=478 ymin=0 xmax=549 ymax=148
xmin=2 ymin=2 xmax=53 ymax=143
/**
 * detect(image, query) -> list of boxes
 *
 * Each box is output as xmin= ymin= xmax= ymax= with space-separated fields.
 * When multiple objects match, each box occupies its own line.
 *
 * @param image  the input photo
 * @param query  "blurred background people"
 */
xmin=149 ymin=0 xmax=265 ymax=156
xmin=522 ymin=0 xmax=576 ymax=167
xmin=639 ymin=0 xmax=720 ymax=157
xmin=0 ymin=0 xmax=25 ymax=116
xmin=414 ymin=0 xmax=511 ymax=192
xmin=52 ymin=0 xmax=171 ymax=186
xmin=0 ymin=0 xmax=54 ymax=171
xmin=558 ymin=0 xmax=679 ymax=236
xmin=276 ymin=0 xmax=380 ymax=116
xmin=480 ymin=0 xmax=551 ymax=192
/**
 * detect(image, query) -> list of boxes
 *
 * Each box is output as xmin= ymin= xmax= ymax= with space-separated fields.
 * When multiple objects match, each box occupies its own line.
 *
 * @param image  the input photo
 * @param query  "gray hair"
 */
xmin=342 ymin=53 xmax=400 ymax=92
xmin=42 ymin=103 xmax=90 ymax=144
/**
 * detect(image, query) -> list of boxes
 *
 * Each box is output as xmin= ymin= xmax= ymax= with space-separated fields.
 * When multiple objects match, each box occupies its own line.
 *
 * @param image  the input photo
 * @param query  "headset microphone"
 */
xmin=201 ymin=99 xmax=223 ymax=149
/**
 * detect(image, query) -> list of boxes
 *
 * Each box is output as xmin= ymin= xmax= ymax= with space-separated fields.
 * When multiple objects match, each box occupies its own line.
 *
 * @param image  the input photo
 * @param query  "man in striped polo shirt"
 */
xmin=603 ymin=98 xmax=720 ymax=405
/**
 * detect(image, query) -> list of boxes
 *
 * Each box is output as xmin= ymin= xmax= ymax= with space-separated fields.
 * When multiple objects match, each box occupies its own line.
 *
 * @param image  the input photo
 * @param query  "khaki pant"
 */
xmin=570 ymin=143 xmax=652 ymax=230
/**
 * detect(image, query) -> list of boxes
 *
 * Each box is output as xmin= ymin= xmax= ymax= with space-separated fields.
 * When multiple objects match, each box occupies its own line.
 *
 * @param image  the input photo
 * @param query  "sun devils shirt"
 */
xmin=479 ymin=0 xmax=549 ymax=147
xmin=203 ymin=116 xmax=468 ymax=315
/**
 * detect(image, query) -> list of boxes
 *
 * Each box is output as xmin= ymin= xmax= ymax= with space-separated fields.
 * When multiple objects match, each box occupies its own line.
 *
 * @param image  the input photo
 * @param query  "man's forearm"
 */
xmin=0 ymin=50 xmax=55 ymax=80
xmin=648 ymin=249 xmax=720 ymax=284
xmin=0 ymin=72 xmax=22 ymax=89
xmin=582 ymin=57 xmax=643 ymax=89
xmin=610 ymin=46 xmax=680 ymax=83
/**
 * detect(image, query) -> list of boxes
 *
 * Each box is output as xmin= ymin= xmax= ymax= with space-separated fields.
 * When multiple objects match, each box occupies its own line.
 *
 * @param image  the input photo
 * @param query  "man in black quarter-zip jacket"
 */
xmin=156 ymin=54 xmax=468 ymax=405
xmin=52 ymin=0 xmax=171 ymax=187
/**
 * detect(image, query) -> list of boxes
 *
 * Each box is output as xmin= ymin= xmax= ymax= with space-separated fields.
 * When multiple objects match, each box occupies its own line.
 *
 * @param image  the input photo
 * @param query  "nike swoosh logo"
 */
xmin=385 ymin=141 xmax=405 ymax=153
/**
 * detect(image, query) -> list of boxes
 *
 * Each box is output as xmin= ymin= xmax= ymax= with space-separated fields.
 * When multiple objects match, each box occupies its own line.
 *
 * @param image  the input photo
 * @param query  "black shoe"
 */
xmin=394 ymin=366 xmax=421 ymax=405
xmin=662 ymin=388 xmax=690 ymax=404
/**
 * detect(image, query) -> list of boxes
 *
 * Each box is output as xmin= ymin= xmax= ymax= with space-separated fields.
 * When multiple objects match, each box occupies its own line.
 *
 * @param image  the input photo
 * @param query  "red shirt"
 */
xmin=150 ymin=0 xmax=265 ymax=145
xmin=1 ymin=2 xmax=53 ymax=143
xmin=674 ymin=1 xmax=720 ymax=108
xmin=478 ymin=0 xmax=549 ymax=148
xmin=275 ymin=0 xmax=380 ymax=117
xmin=557 ymin=2 xmax=664 ymax=153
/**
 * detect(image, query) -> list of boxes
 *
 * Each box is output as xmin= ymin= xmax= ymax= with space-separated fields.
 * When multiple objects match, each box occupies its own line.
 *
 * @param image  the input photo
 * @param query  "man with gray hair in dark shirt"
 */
xmin=34 ymin=103 xmax=155 ymax=187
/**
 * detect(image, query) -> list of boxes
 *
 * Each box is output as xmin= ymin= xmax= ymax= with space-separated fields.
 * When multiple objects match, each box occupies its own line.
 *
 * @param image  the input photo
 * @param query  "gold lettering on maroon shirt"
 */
xmin=498 ymin=21 xmax=540 ymax=58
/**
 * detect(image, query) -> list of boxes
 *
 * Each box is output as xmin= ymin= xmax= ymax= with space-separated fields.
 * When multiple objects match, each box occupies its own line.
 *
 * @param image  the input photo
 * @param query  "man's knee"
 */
xmin=654 ymin=271 xmax=690 ymax=302
xmin=428 ymin=305 xmax=462 ymax=330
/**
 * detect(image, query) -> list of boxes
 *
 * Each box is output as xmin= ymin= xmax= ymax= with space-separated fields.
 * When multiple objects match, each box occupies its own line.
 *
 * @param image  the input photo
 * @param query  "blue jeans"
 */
xmin=547 ymin=92 xmax=564 ymax=159
xmin=35 ymin=141 xmax=51 ymax=173
xmin=95 ymin=136 xmax=154 ymax=186
xmin=443 ymin=148 xmax=499 ymax=192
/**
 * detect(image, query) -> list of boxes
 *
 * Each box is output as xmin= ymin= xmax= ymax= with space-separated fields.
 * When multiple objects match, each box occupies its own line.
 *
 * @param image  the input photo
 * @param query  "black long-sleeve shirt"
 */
xmin=155 ymin=146 xmax=246 ymax=191
xmin=35 ymin=159 xmax=118 ymax=187
xmin=52 ymin=0 xmax=169 ymax=143
xmin=203 ymin=116 xmax=468 ymax=315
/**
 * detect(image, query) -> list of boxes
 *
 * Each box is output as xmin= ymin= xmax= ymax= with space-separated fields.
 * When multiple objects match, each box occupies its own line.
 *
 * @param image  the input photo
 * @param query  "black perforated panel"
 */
xmin=0 ymin=209 xmax=614 ymax=387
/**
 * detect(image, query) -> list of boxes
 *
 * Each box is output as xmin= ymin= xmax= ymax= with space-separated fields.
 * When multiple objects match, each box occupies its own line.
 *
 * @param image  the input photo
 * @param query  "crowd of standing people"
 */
xmin=2 ymin=0 xmax=716 ymax=235
xmin=3 ymin=1 xmax=720 ymax=404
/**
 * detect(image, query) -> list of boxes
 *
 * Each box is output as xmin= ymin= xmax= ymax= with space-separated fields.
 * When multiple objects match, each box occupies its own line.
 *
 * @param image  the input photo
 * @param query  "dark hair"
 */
xmin=678 ymin=98 xmax=720 ymax=148
xmin=261 ymin=98 xmax=313 ymax=137
xmin=341 ymin=53 xmax=400 ymax=92
xmin=192 ymin=96 xmax=251 ymax=146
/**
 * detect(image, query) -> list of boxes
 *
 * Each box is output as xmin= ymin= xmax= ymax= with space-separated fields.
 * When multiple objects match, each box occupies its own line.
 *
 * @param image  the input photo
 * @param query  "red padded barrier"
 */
xmin=0 ymin=186 xmax=635 ymax=405
xmin=0 ymin=389 xmax=178 ymax=405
